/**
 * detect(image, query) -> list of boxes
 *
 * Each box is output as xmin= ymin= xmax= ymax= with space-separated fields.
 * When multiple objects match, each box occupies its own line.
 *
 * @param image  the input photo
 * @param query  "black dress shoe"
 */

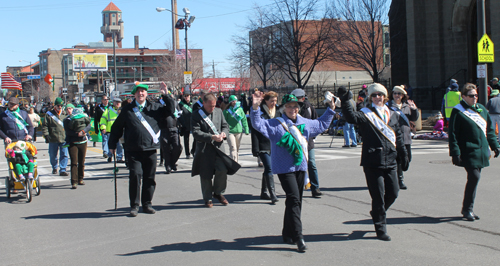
xmin=171 ymin=164 xmax=177 ymax=171
xmin=399 ymin=180 xmax=407 ymax=190
xmin=52 ymin=169 xmax=57 ymax=174
xmin=312 ymin=189 xmax=322 ymax=198
xmin=142 ymin=206 xmax=156 ymax=214
xmin=462 ymin=211 xmax=475 ymax=221
xmin=472 ymin=213 xmax=480 ymax=220
xmin=107 ymin=157 xmax=112 ymax=163
xmin=130 ymin=207 xmax=139 ymax=217
xmin=165 ymin=166 xmax=171 ymax=174
xmin=376 ymin=232 xmax=391 ymax=241
xmin=295 ymin=239 xmax=307 ymax=252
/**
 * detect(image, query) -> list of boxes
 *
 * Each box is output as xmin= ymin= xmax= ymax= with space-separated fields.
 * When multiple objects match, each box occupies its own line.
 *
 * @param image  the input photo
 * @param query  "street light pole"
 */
xmin=185 ymin=12 xmax=189 ymax=72
xmin=477 ymin=0 xmax=487 ymax=105
xmin=113 ymin=30 xmax=118 ymax=98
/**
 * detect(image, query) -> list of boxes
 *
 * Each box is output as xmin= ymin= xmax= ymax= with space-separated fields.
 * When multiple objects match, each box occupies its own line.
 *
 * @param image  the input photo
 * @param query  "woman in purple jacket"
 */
xmin=250 ymin=91 xmax=336 ymax=252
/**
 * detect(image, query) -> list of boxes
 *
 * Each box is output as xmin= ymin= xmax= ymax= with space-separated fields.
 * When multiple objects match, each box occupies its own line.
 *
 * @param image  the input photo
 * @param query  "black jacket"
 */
xmin=109 ymin=96 xmax=175 ymax=152
xmin=298 ymin=99 xmax=318 ymax=150
xmin=94 ymin=103 xmax=112 ymax=134
xmin=0 ymin=109 xmax=34 ymax=141
xmin=63 ymin=116 xmax=91 ymax=144
xmin=249 ymin=103 xmax=281 ymax=157
xmin=342 ymin=100 xmax=406 ymax=169
xmin=178 ymin=99 xmax=193 ymax=133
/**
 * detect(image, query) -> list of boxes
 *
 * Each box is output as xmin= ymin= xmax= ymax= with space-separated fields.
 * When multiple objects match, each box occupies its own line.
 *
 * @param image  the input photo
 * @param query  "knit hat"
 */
xmin=367 ymin=83 xmax=388 ymax=97
xmin=291 ymin=88 xmax=306 ymax=97
xmin=362 ymin=84 xmax=367 ymax=89
xmin=131 ymin=83 xmax=149 ymax=94
xmin=491 ymin=89 xmax=499 ymax=97
xmin=54 ymin=97 xmax=64 ymax=106
xmin=450 ymin=79 xmax=457 ymax=85
xmin=392 ymin=85 xmax=407 ymax=95
xmin=14 ymin=141 xmax=26 ymax=150
xmin=8 ymin=97 xmax=19 ymax=105
xmin=450 ymin=83 xmax=459 ymax=91
xmin=492 ymin=77 xmax=499 ymax=82
xmin=113 ymin=98 xmax=122 ymax=102
xmin=228 ymin=95 xmax=238 ymax=103
xmin=281 ymin=94 xmax=299 ymax=106
xmin=66 ymin=103 xmax=75 ymax=109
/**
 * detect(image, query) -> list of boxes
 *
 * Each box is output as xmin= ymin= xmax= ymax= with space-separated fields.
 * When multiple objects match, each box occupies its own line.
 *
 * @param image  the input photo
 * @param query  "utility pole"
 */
xmin=477 ymin=0 xmax=487 ymax=105
xmin=212 ymin=60 xmax=216 ymax=78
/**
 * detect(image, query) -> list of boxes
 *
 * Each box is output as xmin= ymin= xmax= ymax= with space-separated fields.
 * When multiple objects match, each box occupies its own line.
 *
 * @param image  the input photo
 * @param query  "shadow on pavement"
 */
xmin=319 ymin=186 xmax=368 ymax=192
xmin=23 ymin=208 xmax=130 ymax=219
xmin=344 ymin=216 xmax=463 ymax=225
xmin=118 ymin=233 xmax=351 ymax=255
xmin=162 ymin=194 xmax=272 ymax=209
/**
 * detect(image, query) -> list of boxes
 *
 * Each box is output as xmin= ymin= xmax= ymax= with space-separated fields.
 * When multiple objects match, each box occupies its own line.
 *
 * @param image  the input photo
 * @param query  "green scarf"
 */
xmin=229 ymin=104 xmax=243 ymax=121
xmin=70 ymin=107 xmax=88 ymax=120
xmin=276 ymin=124 xmax=305 ymax=166
xmin=9 ymin=108 xmax=29 ymax=130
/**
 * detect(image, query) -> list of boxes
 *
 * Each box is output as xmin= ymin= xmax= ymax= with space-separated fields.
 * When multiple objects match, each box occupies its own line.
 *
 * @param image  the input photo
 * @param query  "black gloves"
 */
xmin=494 ymin=148 xmax=500 ymax=158
xmin=452 ymin=155 xmax=462 ymax=166
xmin=44 ymin=136 xmax=49 ymax=143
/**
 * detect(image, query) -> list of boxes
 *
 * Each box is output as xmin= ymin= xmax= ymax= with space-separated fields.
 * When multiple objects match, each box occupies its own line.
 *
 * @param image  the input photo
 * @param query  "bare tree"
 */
xmin=268 ymin=0 xmax=333 ymax=88
xmin=328 ymin=0 xmax=389 ymax=82
xmin=231 ymin=5 xmax=279 ymax=91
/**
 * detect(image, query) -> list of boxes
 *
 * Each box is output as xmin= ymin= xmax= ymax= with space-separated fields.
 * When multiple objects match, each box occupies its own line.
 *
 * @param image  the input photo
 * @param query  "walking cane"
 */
xmin=113 ymin=153 xmax=118 ymax=210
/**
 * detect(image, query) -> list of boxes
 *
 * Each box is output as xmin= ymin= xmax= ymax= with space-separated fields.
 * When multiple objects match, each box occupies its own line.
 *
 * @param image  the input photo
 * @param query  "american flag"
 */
xmin=1 ymin=72 xmax=22 ymax=90
xmin=175 ymin=49 xmax=191 ymax=60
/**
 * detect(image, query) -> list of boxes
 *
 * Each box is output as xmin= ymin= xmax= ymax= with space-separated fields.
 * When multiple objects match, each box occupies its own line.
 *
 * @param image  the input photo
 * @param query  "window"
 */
xmin=106 ymin=14 xmax=109 ymax=17
xmin=112 ymin=22 xmax=115 ymax=25
xmin=112 ymin=14 xmax=115 ymax=17
xmin=134 ymin=57 xmax=137 ymax=62
xmin=385 ymin=54 xmax=391 ymax=66
xmin=120 ymin=57 xmax=123 ymax=62
xmin=384 ymin=32 xmax=390 ymax=48
xmin=153 ymin=57 xmax=157 ymax=62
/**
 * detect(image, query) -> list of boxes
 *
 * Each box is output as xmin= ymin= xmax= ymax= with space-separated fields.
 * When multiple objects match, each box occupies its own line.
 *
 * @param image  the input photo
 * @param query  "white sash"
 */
xmin=46 ymin=111 xmax=64 ymax=127
xmin=132 ymin=107 xmax=160 ymax=144
xmin=454 ymin=104 xmax=487 ymax=137
xmin=196 ymin=100 xmax=203 ymax=108
xmin=361 ymin=107 xmax=396 ymax=147
xmin=389 ymin=106 xmax=410 ymax=126
xmin=5 ymin=110 xmax=28 ymax=134
xmin=276 ymin=117 xmax=309 ymax=185
xmin=227 ymin=107 xmax=243 ymax=126
xmin=199 ymin=109 xmax=219 ymax=135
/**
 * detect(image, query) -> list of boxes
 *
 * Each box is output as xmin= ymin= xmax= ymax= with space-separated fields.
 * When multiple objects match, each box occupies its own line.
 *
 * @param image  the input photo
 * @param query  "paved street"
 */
xmin=1 ymin=134 xmax=500 ymax=265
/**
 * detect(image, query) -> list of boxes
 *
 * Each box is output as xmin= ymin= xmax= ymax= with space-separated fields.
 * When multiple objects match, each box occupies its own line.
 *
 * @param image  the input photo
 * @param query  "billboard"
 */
xmin=72 ymin=53 xmax=108 ymax=71
xmin=191 ymin=78 xmax=250 ymax=93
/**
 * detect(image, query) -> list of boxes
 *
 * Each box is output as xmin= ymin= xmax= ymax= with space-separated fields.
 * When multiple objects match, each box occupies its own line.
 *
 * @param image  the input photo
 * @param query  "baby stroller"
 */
xmin=5 ymin=141 xmax=40 ymax=202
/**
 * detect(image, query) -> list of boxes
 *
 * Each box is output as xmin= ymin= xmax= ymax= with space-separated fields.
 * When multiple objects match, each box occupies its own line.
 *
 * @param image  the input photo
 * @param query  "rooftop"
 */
xmin=103 ymin=2 xmax=121 ymax=12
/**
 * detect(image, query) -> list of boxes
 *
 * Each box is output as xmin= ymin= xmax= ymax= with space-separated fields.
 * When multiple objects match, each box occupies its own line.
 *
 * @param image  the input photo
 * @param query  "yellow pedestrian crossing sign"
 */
xmin=478 ymin=34 xmax=494 ymax=63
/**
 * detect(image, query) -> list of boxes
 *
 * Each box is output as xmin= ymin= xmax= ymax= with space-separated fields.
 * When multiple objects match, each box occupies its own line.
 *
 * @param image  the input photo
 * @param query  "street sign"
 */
xmin=478 ymin=34 xmax=494 ymax=63
xmin=78 ymin=82 xmax=84 ymax=89
xmin=477 ymin=64 xmax=487 ymax=78
xmin=62 ymin=88 xmax=68 ymax=95
xmin=27 ymin=75 xmax=40 ymax=80
xmin=184 ymin=71 xmax=192 ymax=84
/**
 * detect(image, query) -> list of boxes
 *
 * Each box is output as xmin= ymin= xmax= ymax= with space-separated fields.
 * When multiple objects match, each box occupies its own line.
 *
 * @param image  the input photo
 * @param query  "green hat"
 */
xmin=54 ymin=97 xmax=64 ymax=106
xmin=228 ymin=95 xmax=238 ymax=103
xmin=491 ymin=89 xmax=500 ymax=97
xmin=131 ymin=84 xmax=149 ymax=94
xmin=281 ymin=94 xmax=299 ymax=106
xmin=66 ymin=103 xmax=75 ymax=109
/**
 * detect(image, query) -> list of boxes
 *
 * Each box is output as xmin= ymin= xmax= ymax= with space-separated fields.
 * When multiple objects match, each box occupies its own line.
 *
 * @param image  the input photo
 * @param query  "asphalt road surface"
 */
xmin=1 ymin=134 xmax=500 ymax=265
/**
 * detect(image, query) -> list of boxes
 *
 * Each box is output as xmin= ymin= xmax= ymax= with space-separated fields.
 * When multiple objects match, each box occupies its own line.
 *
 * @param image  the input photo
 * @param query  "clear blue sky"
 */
xmin=0 ymin=0 xmax=279 ymax=77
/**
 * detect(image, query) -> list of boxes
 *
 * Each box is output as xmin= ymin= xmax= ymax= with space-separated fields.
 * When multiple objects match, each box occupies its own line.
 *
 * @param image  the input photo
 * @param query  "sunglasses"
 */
xmin=371 ymin=93 xmax=385 ymax=97
xmin=392 ymin=92 xmax=403 ymax=95
xmin=465 ymin=94 xmax=478 ymax=98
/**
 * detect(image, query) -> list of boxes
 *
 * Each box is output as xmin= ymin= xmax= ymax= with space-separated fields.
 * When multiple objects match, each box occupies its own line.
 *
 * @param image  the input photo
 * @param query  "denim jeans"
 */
xmin=343 ymin=122 xmax=357 ymax=146
xmin=101 ymin=132 xmax=109 ymax=155
xmin=106 ymin=134 xmax=123 ymax=160
xmin=48 ymin=142 xmax=69 ymax=172
xmin=258 ymin=153 xmax=272 ymax=176
xmin=308 ymin=149 xmax=319 ymax=190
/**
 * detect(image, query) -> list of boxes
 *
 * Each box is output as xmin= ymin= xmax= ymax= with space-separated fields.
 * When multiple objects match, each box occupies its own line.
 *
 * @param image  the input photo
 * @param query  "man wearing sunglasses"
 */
xmin=42 ymin=97 xmax=69 ymax=176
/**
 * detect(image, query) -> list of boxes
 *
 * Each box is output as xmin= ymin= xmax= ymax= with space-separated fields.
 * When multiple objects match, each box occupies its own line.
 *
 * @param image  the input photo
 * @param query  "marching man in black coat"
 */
xmin=109 ymin=82 xmax=175 ymax=217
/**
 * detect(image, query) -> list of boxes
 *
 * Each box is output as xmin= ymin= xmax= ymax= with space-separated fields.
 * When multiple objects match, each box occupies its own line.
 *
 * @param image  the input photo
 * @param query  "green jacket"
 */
xmin=99 ymin=107 xmax=119 ymax=132
xmin=449 ymin=101 xmax=499 ymax=168
xmin=223 ymin=106 xmax=249 ymax=134
xmin=42 ymin=109 xmax=67 ymax=143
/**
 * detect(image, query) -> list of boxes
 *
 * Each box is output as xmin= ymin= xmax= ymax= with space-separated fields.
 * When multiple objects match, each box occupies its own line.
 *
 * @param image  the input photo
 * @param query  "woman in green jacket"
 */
xmin=449 ymin=83 xmax=500 ymax=221
xmin=223 ymin=95 xmax=249 ymax=162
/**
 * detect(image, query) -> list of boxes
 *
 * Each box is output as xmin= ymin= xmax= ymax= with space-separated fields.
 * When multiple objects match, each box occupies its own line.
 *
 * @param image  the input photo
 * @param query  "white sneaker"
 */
xmin=28 ymin=174 xmax=34 ymax=180
xmin=19 ymin=175 xmax=25 ymax=181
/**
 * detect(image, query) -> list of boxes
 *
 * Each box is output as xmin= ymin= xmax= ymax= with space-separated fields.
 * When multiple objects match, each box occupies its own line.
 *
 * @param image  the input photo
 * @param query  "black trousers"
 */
xmin=463 ymin=167 xmax=481 ymax=213
xmin=68 ymin=142 xmax=86 ymax=184
xmin=278 ymin=171 xmax=305 ymax=242
xmin=160 ymin=129 xmax=182 ymax=168
xmin=182 ymin=131 xmax=196 ymax=156
xmin=363 ymin=167 xmax=399 ymax=234
xmin=128 ymin=150 xmax=157 ymax=208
